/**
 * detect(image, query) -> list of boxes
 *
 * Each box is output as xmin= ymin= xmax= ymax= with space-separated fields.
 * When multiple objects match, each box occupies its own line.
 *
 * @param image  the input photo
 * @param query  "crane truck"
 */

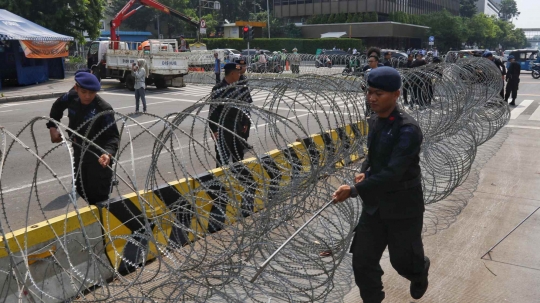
xmin=87 ymin=0 xmax=204 ymax=90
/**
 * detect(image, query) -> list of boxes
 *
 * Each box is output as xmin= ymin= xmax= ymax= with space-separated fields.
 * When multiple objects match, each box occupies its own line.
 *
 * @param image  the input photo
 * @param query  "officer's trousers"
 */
xmin=74 ymin=155 xmax=114 ymax=205
xmin=215 ymin=130 xmax=246 ymax=167
xmin=350 ymin=210 xmax=426 ymax=303
xmin=504 ymin=79 xmax=519 ymax=102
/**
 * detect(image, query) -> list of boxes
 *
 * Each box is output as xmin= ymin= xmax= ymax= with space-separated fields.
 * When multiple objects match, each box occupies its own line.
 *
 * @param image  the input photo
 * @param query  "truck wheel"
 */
xmin=91 ymin=66 xmax=101 ymax=82
xmin=126 ymin=74 xmax=135 ymax=91
xmin=155 ymin=77 xmax=168 ymax=89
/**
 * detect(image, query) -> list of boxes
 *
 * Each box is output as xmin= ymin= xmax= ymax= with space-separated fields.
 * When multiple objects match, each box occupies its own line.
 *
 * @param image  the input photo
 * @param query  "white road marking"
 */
xmin=114 ymin=98 xmax=198 ymax=110
xmin=0 ymin=109 xmax=19 ymax=113
xmin=510 ymin=100 xmax=534 ymax=119
xmin=529 ymin=104 xmax=540 ymax=121
xmin=505 ymin=125 xmax=540 ymax=130
xmin=0 ymin=98 xmax=56 ymax=108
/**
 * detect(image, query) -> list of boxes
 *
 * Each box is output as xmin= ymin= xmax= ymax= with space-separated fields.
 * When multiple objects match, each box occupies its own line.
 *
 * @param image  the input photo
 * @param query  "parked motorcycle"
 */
xmin=315 ymin=55 xmax=332 ymax=68
xmin=247 ymin=62 xmax=268 ymax=73
xmin=532 ymin=63 xmax=540 ymax=79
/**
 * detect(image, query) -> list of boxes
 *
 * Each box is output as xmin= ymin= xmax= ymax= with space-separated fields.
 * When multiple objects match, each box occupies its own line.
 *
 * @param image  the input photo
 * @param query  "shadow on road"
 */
xmin=43 ymin=193 xmax=72 ymax=211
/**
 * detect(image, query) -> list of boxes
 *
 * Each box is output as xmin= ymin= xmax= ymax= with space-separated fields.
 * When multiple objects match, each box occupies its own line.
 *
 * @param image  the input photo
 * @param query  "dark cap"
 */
xmin=234 ymin=58 xmax=247 ymax=65
xmin=75 ymin=72 xmax=101 ymax=91
xmin=223 ymin=63 xmax=241 ymax=71
xmin=483 ymin=51 xmax=493 ymax=57
xmin=384 ymin=51 xmax=391 ymax=56
xmin=367 ymin=66 xmax=402 ymax=92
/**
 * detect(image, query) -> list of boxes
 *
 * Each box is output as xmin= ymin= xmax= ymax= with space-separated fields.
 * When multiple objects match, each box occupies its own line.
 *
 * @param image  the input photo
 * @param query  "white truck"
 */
xmin=87 ymin=39 xmax=189 ymax=90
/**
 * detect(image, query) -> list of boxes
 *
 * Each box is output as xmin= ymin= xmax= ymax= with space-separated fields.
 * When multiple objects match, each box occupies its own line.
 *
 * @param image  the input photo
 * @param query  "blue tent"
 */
xmin=0 ymin=9 xmax=74 ymax=90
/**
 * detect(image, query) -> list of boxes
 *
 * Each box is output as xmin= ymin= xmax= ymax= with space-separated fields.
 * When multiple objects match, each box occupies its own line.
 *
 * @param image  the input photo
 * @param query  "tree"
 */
xmin=459 ymin=0 xmax=477 ymax=18
xmin=0 ymin=0 xmax=106 ymax=43
xmin=499 ymin=0 xmax=520 ymax=21
xmin=466 ymin=13 xmax=501 ymax=48
xmin=420 ymin=10 xmax=468 ymax=51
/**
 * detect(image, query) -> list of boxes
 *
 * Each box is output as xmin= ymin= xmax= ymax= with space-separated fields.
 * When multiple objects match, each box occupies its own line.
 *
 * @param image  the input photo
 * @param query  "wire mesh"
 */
xmin=0 ymin=56 xmax=509 ymax=302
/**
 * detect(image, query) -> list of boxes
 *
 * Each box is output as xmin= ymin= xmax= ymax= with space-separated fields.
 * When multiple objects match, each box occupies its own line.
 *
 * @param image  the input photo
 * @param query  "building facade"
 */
xmin=476 ymin=0 xmax=501 ymax=16
xmin=274 ymin=0 xmax=460 ymax=20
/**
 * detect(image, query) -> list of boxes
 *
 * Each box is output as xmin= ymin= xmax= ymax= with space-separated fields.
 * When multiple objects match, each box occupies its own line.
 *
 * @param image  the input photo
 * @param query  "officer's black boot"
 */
xmin=410 ymin=256 xmax=430 ymax=300
xmin=509 ymin=99 xmax=516 ymax=106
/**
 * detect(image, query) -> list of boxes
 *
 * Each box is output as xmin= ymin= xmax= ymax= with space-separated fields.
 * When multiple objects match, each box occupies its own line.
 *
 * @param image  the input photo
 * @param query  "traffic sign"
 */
xmin=428 ymin=42 xmax=434 ymax=45
xmin=200 ymin=28 xmax=207 ymax=34
xmin=200 ymin=19 xmax=206 ymax=28
xmin=429 ymin=36 xmax=435 ymax=42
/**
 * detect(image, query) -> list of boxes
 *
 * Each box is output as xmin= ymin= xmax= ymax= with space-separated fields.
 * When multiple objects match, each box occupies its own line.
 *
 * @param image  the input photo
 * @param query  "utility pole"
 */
xmin=267 ymin=0 xmax=271 ymax=38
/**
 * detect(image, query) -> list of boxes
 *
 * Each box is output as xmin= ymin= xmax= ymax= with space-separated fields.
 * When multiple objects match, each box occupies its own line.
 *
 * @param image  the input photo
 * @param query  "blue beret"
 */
xmin=508 ymin=55 xmax=515 ymax=60
xmin=367 ymin=66 xmax=402 ymax=92
xmin=483 ymin=51 xmax=493 ymax=57
xmin=223 ymin=63 xmax=241 ymax=71
xmin=75 ymin=72 xmax=101 ymax=91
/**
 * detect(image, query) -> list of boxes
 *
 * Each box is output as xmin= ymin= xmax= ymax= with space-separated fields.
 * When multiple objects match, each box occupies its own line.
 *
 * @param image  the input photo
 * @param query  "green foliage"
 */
xmin=459 ymin=0 xmax=478 ymax=18
xmin=335 ymin=13 xmax=347 ymax=23
xmin=346 ymin=13 xmax=354 ymax=23
xmin=499 ymin=0 xmax=520 ymax=21
xmin=388 ymin=11 xmax=410 ymax=23
xmin=185 ymin=38 xmax=363 ymax=54
xmin=419 ymin=10 xmax=468 ymax=51
xmin=0 ymin=0 xmax=106 ymax=43
xmin=67 ymin=56 xmax=85 ymax=63
xmin=327 ymin=14 xmax=335 ymax=24
xmin=466 ymin=14 xmax=502 ymax=47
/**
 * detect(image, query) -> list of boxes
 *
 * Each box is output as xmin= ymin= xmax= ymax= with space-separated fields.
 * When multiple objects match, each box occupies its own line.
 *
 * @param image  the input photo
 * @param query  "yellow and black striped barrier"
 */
xmin=97 ymin=121 xmax=367 ymax=272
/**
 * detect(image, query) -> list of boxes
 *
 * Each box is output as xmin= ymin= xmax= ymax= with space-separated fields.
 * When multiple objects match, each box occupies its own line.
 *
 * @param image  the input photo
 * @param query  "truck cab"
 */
xmin=87 ymin=40 xmax=129 ymax=81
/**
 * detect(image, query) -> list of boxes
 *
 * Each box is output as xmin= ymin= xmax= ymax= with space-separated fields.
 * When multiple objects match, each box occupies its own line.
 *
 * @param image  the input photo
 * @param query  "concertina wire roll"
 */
xmin=0 ymin=55 xmax=509 ymax=302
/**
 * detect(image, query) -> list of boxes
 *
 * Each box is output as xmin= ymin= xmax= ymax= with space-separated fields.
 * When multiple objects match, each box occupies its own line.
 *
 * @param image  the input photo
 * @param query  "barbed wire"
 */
xmin=0 ymin=57 xmax=509 ymax=302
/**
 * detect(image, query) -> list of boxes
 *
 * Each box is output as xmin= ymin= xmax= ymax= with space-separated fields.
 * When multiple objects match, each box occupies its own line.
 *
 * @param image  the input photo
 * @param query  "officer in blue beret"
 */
xmin=46 ymin=71 xmax=120 ymax=205
xmin=333 ymin=67 xmax=430 ymax=302
xmin=208 ymin=63 xmax=252 ymax=167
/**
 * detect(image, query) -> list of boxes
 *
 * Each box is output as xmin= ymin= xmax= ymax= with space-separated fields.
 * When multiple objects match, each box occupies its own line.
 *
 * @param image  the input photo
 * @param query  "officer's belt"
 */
xmin=390 ymin=175 xmax=422 ymax=191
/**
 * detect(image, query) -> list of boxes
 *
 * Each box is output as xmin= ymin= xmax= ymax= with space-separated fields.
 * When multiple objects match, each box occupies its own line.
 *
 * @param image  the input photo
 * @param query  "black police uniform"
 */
xmin=208 ymin=78 xmax=251 ymax=167
xmin=237 ymin=74 xmax=253 ymax=141
xmin=350 ymin=106 xmax=427 ymax=303
xmin=47 ymin=90 xmax=120 ymax=205
xmin=505 ymin=61 xmax=521 ymax=104
xmin=491 ymin=57 xmax=507 ymax=98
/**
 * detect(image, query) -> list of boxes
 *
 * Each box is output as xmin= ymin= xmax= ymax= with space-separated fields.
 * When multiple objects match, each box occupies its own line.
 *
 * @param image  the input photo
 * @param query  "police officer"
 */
xmin=47 ymin=71 xmax=120 ymax=205
xmin=235 ymin=58 xmax=254 ymax=147
xmin=333 ymin=67 xmax=430 ymax=303
xmin=504 ymin=55 xmax=520 ymax=106
xmin=208 ymin=63 xmax=251 ymax=167
xmin=383 ymin=51 xmax=392 ymax=67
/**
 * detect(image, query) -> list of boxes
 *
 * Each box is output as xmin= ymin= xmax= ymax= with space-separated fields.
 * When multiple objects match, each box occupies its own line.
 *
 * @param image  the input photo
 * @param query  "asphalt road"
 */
xmin=0 ymin=80 xmax=356 ymax=230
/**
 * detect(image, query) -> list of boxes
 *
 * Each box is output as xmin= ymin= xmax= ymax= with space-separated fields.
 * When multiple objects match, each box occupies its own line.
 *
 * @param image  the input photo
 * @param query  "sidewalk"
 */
xmin=0 ymin=73 xmax=124 ymax=103
xmin=343 ymin=127 xmax=540 ymax=302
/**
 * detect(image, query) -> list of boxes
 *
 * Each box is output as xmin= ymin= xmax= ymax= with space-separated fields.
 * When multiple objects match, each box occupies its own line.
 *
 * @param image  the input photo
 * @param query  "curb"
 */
xmin=0 ymin=85 xmax=123 ymax=104
xmin=0 ymin=92 xmax=66 ymax=104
